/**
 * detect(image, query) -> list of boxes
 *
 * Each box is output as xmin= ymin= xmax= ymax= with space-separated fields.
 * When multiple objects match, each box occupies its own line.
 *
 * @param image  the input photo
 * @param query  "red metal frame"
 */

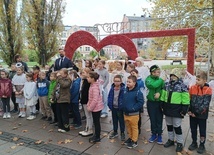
xmin=65 ymin=28 xmax=195 ymax=74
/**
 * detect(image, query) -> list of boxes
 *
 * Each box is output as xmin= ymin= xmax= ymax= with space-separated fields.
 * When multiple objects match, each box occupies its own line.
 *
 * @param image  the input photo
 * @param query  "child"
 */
xmin=32 ymin=65 xmax=40 ymax=112
xmin=9 ymin=63 xmax=18 ymax=113
xmin=95 ymin=60 xmax=109 ymax=118
xmin=69 ymin=70 xmax=82 ymax=129
xmin=122 ymin=75 xmax=144 ymax=149
xmin=48 ymin=72 xmax=57 ymax=124
xmin=108 ymin=75 xmax=125 ymax=141
xmin=188 ymin=71 xmax=212 ymax=154
xmin=12 ymin=66 xmax=27 ymax=117
xmin=51 ymin=68 xmax=71 ymax=133
xmin=0 ymin=70 xmax=12 ymax=118
xmin=130 ymin=69 xmax=145 ymax=134
xmin=23 ymin=73 xmax=38 ymax=120
xmin=37 ymin=71 xmax=52 ymax=121
xmin=87 ymin=71 xmax=104 ymax=143
xmin=79 ymin=68 xmax=93 ymax=137
xmin=135 ymin=57 xmax=150 ymax=82
xmin=160 ymin=68 xmax=190 ymax=153
xmin=145 ymin=65 xmax=164 ymax=144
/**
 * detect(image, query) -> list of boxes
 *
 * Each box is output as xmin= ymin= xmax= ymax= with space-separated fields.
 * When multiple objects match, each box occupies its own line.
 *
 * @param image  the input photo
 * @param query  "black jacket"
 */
xmin=54 ymin=57 xmax=78 ymax=72
xmin=80 ymin=79 xmax=90 ymax=105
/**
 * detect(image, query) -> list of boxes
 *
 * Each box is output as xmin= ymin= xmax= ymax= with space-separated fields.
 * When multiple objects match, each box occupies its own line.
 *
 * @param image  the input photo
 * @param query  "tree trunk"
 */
xmin=210 ymin=0 xmax=214 ymax=73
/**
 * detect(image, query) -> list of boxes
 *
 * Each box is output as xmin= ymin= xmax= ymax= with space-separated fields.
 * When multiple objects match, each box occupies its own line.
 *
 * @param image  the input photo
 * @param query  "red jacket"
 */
xmin=0 ymin=78 xmax=12 ymax=97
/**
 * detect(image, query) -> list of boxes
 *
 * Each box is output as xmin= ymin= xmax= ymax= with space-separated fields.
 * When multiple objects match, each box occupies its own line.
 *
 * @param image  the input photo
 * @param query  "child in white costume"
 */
xmin=24 ymin=73 xmax=38 ymax=120
xmin=12 ymin=66 xmax=27 ymax=117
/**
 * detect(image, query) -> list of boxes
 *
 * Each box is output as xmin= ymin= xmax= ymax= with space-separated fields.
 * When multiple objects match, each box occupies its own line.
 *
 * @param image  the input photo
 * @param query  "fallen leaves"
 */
xmin=102 ymin=133 xmax=108 ymax=137
xmin=138 ymin=149 xmax=144 ymax=153
xmin=17 ymin=143 xmax=24 ymax=146
xmin=12 ymin=127 xmax=18 ymax=130
xmin=12 ymin=137 xmax=19 ymax=141
xmin=109 ymin=139 xmax=116 ymax=143
xmin=22 ymin=130 xmax=28 ymax=133
xmin=48 ymin=129 xmax=53 ymax=132
xmin=34 ymin=140 xmax=43 ymax=145
xmin=10 ymin=146 xmax=17 ymax=149
xmin=78 ymin=141 xmax=84 ymax=145
xmin=143 ymin=139 xmax=148 ymax=144
xmin=0 ymin=131 xmax=2 ymax=135
xmin=58 ymin=139 xmax=73 ymax=144
xmin=179 ymin=149 xmax=193 ymax=155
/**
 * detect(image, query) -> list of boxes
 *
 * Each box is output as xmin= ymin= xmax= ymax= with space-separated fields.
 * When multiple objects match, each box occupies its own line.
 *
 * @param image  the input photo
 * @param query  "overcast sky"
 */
xmin=63 ymin=0 xmax=152 ymax=26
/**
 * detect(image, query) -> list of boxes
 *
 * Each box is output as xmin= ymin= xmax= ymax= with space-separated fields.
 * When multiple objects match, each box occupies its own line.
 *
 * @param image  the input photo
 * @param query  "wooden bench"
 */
xmin=171 ymin=60 xmax=182 ymax=65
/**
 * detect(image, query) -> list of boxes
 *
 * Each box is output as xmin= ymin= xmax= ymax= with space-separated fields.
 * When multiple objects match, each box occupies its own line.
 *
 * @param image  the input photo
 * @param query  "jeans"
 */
xmin=71 ymin=103 xmax=81 ymax=126
xmin=112 ymin=107 xmax=125 ymax=133
xmin=51 ymin=103 xmax=58 ymax=122
xmin=147 ymin=101 xmax=163 ymax=135
xmin=92 ymin=111 xmax=101 ymax=138
xmin=190 ymin=116 xmax=207 ymax=143
xmin=56 ymin=103 xmax=70 ymax=131
xmin=101 ymin=87 xmax=108 ymax=115
xmin=2 ymin=98 xmax=10 ymax=113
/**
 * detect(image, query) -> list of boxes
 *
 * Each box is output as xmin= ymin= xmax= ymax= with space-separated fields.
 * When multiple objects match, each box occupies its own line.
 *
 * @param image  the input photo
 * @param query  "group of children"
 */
xmin=0 ymin=57 xmax=212 ymax=154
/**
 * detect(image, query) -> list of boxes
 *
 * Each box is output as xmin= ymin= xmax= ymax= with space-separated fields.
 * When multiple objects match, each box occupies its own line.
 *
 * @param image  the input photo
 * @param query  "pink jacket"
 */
xmin=87 ymin=80 xmax=104 ymax=112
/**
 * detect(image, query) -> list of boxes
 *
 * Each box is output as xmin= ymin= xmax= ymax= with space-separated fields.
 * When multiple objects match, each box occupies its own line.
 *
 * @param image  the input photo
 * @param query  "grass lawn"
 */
xmin=161 ymin=65 xmax=187 ymax=70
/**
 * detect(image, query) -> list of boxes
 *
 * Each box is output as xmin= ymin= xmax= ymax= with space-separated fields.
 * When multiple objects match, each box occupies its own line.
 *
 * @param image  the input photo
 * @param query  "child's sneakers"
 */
xmin=27 ymin=115 xmax=36 ymax=120
xmin=157 ymin=135 xmax=163 ymax=145
xmin=197 ymin=143 xmax=205 ymax=154
xmin=176 ymin=143 xmax=183 ymax=152
xmin=7 ymin=113 xmax=11 ymax=118
xmin=108 ymin=131 xmax=118 ymax=139
xmin=18 ymin=112 xmax=22 ymax=118
xmin=164 ymin=139 xmax=175 ymax=148
xmin=21 ymin=112 xmax=26 ymax=118
xmin=123 ymin=138 xmax=131 ymax=146
xmin=127 ymin=140 xmax=138 ymax=149
xmin=149 ymin=134 xmax=157 ymax=143
xmin=188 ymin=142 xmax=198 ymax=151
xmin=81 ymin=130 xmax=93 ymax=137
xmin=3 ymin=113 xmax=7 ymax=119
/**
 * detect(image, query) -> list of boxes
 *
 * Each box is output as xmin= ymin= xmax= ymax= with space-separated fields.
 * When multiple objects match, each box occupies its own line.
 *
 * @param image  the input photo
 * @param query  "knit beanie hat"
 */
xmin=150 ymin=65 xmax=160 ymax=73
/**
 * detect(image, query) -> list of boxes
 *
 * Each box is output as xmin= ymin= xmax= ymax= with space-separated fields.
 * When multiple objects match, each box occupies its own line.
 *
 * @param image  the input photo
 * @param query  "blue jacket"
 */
xmin=108 ymin=83 xmax=125 ymax=110
xmin=70 ymin=78 xmax=81 ymax=104
xmin=37 ymin=79 xmax=49 ymax=97
xmin=122 ymin=84 xmax=144 ymax=114
xmin=137 ymin=78 xmax=145 ymax=90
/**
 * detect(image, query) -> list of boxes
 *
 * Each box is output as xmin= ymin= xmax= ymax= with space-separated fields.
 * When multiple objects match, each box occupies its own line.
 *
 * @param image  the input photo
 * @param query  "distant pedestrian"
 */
xmin=145 ymin=65 xmax=164 ymax=144
xmin=0 ymin=70 xmax=12 ymax=119
xmin=78 ymin=68 xmax=93 ymax=137
xmin=14 ymin=54 xmax=28 ymax=73
xmin=9 ymin=63 xmax=18 ymax=113
xmin=54 ymin=48 xmax=78 ymax=72
xmin=108 ymin=75 xmax=125 ymax=141
xmin=51 ymin=68 xmax=71 ymax=133
xmin=95 ymin=60 xmax=109 ymax=118
xmin=122 ymin=75 xmax=144 ymax=149
xmin=188 ymin=71 xmax=212 ymax=154
xmin=12 ymin=66 xmax=27 ymax=118
xmin=69 ymin=70 xmax=82 ymax=129
xmin=87 ymin=71 xmax=104 ymax=143
xmin=23 ymin=73 xmax=38 ymax=120
xmin=161 ymin=68 xmax=190 ymax=153
xmin=37 ymin=71 xmax=52 ymax=121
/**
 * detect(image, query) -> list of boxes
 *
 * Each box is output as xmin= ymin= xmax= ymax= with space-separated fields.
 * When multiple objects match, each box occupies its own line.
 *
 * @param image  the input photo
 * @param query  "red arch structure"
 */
xmin=65 ymin=28 xmax=195 ymax=74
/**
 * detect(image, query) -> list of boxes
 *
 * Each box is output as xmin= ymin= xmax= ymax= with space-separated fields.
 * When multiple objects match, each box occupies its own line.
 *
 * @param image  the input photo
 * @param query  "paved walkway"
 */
xmin=0 ymin=109 xmax=214 ymax=155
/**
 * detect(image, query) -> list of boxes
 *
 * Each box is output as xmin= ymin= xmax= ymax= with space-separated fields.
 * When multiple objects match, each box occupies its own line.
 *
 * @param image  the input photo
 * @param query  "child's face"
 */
xmin=11 ymin=65 xmax=16 ymax=71
xmin=127 ymin=65 xmax=132 ymax=73
xmin=170 ymin=75 xmax=178 ymax=81
xmin=116 ymin=63 xmax=122 ymax=70
xmin=16 ymin=68 xmax=23 ymax=75
xmin=39 ymin=73 xmax=46 ymax=79
xmin=196 ymin=77 xmax=206 ymax=86
xmin=87 ymin=76 xmax=94 ymax=83
xmin=26 ymin=76 xmax=32 ymax=82
xmin=98 ymin=62 xmax=104 ymax=69
xmin=33 ymin=69 xmax=39 ymax=74
xmin=127 ymin=79 xmax=136 ymax=89
xmin=81 ymin=70 xmax=88 ymax=79
xmin=1 ymin=72 xmax=6 ymax=78
xmin=114 ymin=78 xmax=122 ymax=87
xmin=60 ymin=70 xmax=67 ymax=78
xmin=69 ymin=73 xmax=74 ymax=81
xmin=50 ymin=75 xmax=56 ymax=81
xmin=151 ymin=69 xmax=161 ymax=77
xmin=136 ymin=60 xmax=141 ymax=67
xmin=130 ymin=71 xmax=138 ymax=78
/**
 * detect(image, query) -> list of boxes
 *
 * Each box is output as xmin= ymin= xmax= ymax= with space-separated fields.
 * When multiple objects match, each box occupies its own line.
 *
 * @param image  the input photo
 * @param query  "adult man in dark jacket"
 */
xmin=54 ymin=48 xmax=78 ymax=72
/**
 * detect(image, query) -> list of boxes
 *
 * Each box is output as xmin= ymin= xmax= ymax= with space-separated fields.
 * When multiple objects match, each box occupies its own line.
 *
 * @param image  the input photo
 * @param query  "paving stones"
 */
xmin=0 ymin=131 xmax=89 ymax=155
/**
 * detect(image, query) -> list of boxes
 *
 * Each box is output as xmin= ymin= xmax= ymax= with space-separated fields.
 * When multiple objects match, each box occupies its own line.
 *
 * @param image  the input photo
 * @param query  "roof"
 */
xmin=126 ymin=16 xmax=151 ymax=21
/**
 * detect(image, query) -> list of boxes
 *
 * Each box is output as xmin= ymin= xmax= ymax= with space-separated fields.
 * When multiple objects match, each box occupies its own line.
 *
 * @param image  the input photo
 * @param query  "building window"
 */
xmin=85 ymin=47 xmax=90 ymax=51
xmin=80 ymin=47 xmax=82 ymax=51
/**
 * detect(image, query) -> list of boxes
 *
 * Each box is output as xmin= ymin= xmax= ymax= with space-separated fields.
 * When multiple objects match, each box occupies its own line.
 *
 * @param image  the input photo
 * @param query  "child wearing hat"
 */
xmin=160 ymin=68 xmax=190 ymax=153
xmin=145 ymin=65 xmax=164 ymax=144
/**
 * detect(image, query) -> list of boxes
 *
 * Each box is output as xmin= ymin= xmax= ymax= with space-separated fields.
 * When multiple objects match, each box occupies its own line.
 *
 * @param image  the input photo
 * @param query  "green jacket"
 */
xmin=48 ymin=80 xmax=57 ymax=104
xmin=145 ymin=75 xmax=164 ymax=101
